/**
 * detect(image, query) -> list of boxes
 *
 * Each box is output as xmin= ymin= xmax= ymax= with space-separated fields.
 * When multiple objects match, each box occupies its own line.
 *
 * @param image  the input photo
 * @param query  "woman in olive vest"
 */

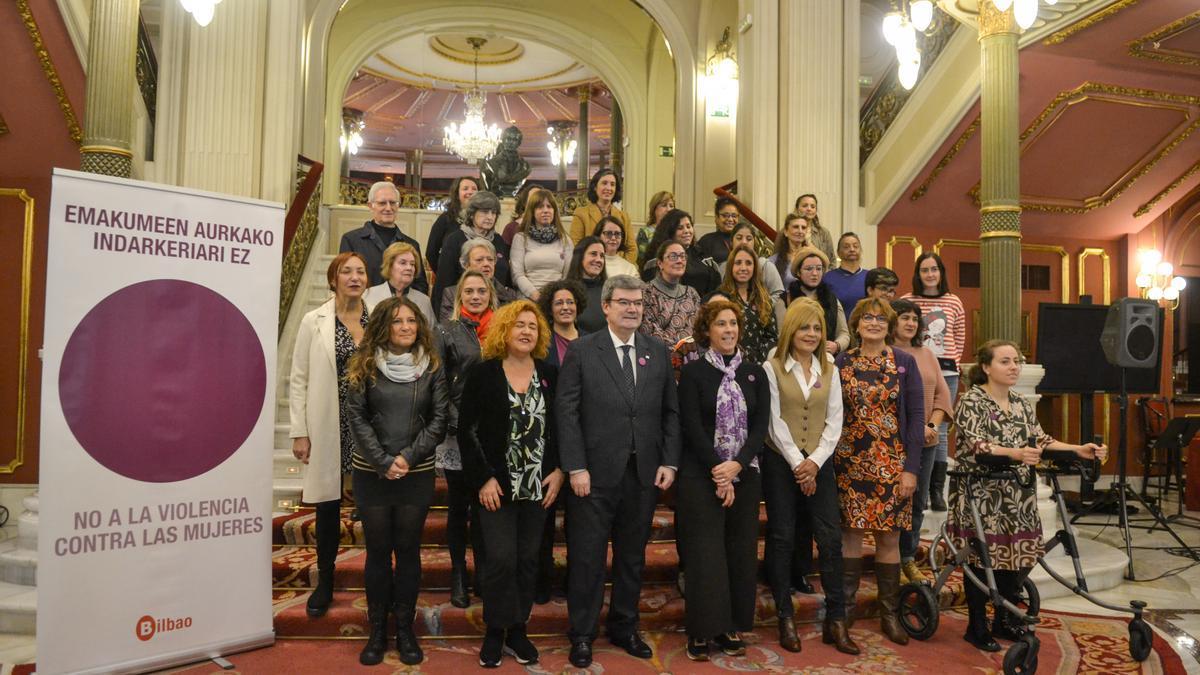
xmin=761 ymin=298 xmax=859 ymax=655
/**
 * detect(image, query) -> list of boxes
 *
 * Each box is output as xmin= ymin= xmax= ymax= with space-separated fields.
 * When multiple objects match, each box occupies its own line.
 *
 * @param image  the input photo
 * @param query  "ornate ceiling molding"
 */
xmin=430 ymin=36 xmax=524 ymax=66
xmin=1135 ymin=158 xmax=1200 ymax=217
xmin=368 ymin=55 xmax=587 ymax=90
xmin=1128 ymin=10 xmax=1200 ymax=67
xmin=910 ymin=116 xmax=980 ymax=200
xmin=967 ymin=82 xmax=1200 ymax=214
xmin=16 ymin=0 xmax=82 ymax=144
xmin=1042 ymin=0 xmax=1140 ymax=46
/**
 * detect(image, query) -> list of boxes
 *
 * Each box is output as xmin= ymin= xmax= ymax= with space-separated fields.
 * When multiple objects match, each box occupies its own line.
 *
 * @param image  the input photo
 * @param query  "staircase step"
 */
xmin=273 ymin=478 xmax=304 ymax=512
xmin=0 ymin=582 xmax=37 ymax=635
xmin=273 ymin=448 xmax=305 ymax=480
xmin=0 ymin=542 xmax=36 ymax=587
xmin=272 ymin=572 xmax=965 ymax=638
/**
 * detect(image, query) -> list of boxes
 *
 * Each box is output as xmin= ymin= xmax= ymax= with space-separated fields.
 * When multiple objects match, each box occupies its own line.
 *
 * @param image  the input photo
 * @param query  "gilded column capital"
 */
xmin=978 ymin=1 xmax=1018 ymax=38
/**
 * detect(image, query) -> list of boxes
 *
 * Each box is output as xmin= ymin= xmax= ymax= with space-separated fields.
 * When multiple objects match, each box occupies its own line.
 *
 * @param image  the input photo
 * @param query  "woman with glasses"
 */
xmin=565 ymin=236 xmax=608 ymax=335
xmin=949 ymin=340 xmax=1106 ymax=651
xmin=433 ymin=191 xmax=511 ymax=312
xmin=786 ymin=247 xmax=849 ymax=356
xmin=696 ymin=196 xmax=742 ymax=264
xmin=641 ymin=241 xmax=703 ymax=345
xmin=640 ymin=209 xmax=721 ymax=297
xmin=901 ymin=252 xmax=966 ymax=512
xmin=594 ymin=216 xmax=639 ymax=278
xmin=835 ymin=297 xmax=925 ymax=646
xmin=437 ymin=239 xmax=520 ymax=322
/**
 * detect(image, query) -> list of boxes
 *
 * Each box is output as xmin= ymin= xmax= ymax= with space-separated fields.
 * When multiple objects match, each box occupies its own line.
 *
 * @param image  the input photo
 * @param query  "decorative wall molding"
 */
xmin=16 ymin=0 xmax=83 ymax=144
xmin=932 ymin=238 xmax=1070 ymax=303
xmin=1136 ymin=159 xmax=1200 ymax=217
xmin=0 ymin=189 xmax=35 ymax=474
xmin=883 ymin=235 xmax=923 ymax=270
xmin=1128 ymin=10 xmax=1200 ymax=67
xmin=1077 ymin=247 xmax=1111 ymax=304
xmin=1042 ymin=0 xmax=1140 ymax=46
xmin=910 ymin=116 xmax=979 ymax=200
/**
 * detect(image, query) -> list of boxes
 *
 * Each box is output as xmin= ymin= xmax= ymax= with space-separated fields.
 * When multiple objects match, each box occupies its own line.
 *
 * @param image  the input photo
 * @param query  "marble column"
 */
xmin=577 ymin=87 xmax=590 ymax=189
xmin=80 ymin=0 xmax=139 ymax=177
xmin=735 ymin=0 xmax=779 ymax=219
xmin=978 ymin=2 xmax=1022 ymax=344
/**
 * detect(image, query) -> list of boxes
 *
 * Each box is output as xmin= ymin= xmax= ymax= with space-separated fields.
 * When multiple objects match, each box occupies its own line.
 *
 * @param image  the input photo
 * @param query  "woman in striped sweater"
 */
xmin=900 ymin=252 xmax=965 ymax=511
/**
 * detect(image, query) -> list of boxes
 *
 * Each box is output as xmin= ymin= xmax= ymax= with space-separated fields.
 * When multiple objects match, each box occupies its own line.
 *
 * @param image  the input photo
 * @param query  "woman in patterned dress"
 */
xmin=716 ymin=244 xmax=780 ymax=364
xmin=640 ymin=241 xmax=702 ymax=346
xmin=288 ymin=252 xmax=370 ymax=620
xmin=949 ymin=340 xmax=1106 ymax=651
xmin=834 ymin=296 xmax=925 ymax=645
xmin=458 ymin=300 xmax=563 ymax=667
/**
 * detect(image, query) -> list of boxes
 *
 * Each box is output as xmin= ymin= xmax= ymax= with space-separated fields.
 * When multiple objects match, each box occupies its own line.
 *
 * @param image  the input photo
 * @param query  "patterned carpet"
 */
xmin=158 ymin=607 xmax=1183 ymax=674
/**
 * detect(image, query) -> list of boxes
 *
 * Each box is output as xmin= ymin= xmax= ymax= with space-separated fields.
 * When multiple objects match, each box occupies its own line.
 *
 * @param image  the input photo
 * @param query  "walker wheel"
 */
xmin=1014 ymin=577 xmax=1041 ymax=618
xmin=897 ymin=582 xmax=939 ymax=640
xmin=1129 ymin=618 xmax=1153 ymax=662
xmin=1002 ymin=633 xmax=1040 ymax=675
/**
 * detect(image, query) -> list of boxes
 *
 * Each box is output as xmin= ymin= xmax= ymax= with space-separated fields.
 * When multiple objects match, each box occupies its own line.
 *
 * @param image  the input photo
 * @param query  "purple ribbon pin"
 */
xmin=638 ymin=357 xmax=647 ymax=366
xmin=748 ymin=374 xmax=755 ymax=382
xmin=898 ymin=365 xmax=907 ymax=374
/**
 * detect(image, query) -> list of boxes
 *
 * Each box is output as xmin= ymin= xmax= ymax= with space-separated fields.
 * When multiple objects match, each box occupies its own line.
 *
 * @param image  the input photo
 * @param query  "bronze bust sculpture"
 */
xmin=479 ymin=125 xmax=530 ymax=197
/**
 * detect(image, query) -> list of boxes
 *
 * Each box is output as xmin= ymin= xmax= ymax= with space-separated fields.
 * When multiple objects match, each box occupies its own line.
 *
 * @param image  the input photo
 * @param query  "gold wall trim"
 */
xmin=884 ymin=236 xmax=922 ymax=270
xmin=1128 ymin=10 xmax=1200 ymax=67
xmin=16 ymin=0 xmax=83 ymax=145
xmin=1077 ymin=247 xmax=1111 ymax=304
xmin=80 ymin=144 xmax=134 ymax=157
xmin=933 ymin=238 xmax=1069 ymax=302
xmin=371 ymin=55 xmax=583 ymax=88
xmin=980 ymin=205 xmax=1021 ymax=214
xmin=429 ymin=37 xmax=524 ymax=66
xmin=979 ymin=230 xmax=1022 ymax=239
xmin=0 ymin=189 xmax=34 ymax=474
xmin=911 ymin=116 xmax=980 ymax=201
xmin=1043 ymin=0 xmax=1140 ymax=46
xmin=1135 ymin=158 xmax=1200 ymax=217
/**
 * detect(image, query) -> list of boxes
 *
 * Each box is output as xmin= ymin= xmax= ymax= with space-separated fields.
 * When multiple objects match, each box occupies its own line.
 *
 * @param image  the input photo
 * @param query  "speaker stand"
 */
xmin=1070 ymin=369 xmax=1200 ymax=579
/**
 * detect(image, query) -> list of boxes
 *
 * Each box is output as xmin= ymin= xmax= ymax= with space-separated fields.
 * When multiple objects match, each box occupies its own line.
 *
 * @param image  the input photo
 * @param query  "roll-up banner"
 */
xmin=37 ymin=169 xmax=280 ymax=674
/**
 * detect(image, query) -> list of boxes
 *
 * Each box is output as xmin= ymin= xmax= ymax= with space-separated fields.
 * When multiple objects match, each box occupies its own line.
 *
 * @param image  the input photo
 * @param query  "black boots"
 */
xmin=963 ymin=569 xmax=1001 ymax=652
xmin=450 ymin=563 xmax=470 ymax=608
xmin=308 ymin=503 xmax=340 ymax=617
xmin=843 ymin=557 xmax=863 ymax=629
xmin=358 ymin=602 xmax=388 ymax=665
xmin=930 ymin=461 xmax=948 ymax=511
xmin=394 ymin=604 xmax=424 ymax=665
xmin=306 ymin=567 xmax=334 ymax=617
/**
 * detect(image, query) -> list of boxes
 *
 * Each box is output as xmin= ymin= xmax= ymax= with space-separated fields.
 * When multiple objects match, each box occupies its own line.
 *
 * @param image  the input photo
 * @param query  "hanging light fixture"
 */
xmin=703 ymin=27 xmax=739 ymax=118
xmin=339 ymin=108 xmax=365 ymax=156
xmin=179 ymin=0 xmax=222 ymax=27
xmin=909 ymin=0 xmax=934 ymax=31
xmin=881 ymin=2 xmax=934 ymax=91
xmin=443 ymin=37 xmax=502 ymax=164
xmin=1137 ymin=249 xmax=1186 ymax=310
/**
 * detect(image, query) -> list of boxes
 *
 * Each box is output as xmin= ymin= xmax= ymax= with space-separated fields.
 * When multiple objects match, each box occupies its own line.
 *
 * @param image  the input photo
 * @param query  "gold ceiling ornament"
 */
xmin=1042 ymin=0 xmax=1139 ymax=46
xmin=430 ymin=36 xmax=524 ymax=66
xmin=911 ymin=116 xmax=980 ymax=201
xmin=966 ymin=81 xmax=1200 ymax=214
xmin=373 ymin=53 xmax=584 ymax=88
xmin=1135 ymin=158 xmax=1200 ymax=217
xmin=0 ymin=188 xmax=35 ymax=474
xmin=359 ymin=65 xmax=600 ymax=96
xmin=16 ymin=0 xmax=82 ymax=144
xmin=1128 ymin=10 xmax=1200 ymax=67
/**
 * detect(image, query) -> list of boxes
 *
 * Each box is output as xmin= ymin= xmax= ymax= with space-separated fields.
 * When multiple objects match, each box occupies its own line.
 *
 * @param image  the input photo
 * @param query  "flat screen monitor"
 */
xmin=1035 ymin=302 xmax=1162 ymax=394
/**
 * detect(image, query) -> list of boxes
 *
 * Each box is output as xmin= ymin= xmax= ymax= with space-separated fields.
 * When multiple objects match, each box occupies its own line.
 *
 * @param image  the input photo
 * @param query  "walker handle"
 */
xmin=1017 ymin=435 xmax=1039 ymax=490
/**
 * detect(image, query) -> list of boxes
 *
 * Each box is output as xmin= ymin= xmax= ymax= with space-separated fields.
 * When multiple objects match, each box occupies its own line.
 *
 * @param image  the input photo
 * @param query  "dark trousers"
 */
xmin=538 ymin=493 xmax=563 ymax=590
xmin=566 ymin=458 xmax=657 ymax=642
xmin=964 ymin=565 xmax=1029 ymax=628
xmin=676 ymin=470 xmax=761 ymax=638
xmin=762 ymin=449 xmax=847 ymax=619
xmin=313 ymin=498 xmax=342 ymax=572
xmin=443 ymin=468 xmax=485 ymax=574
xmin=901 ymin=444 xmax=937 ymax=560
xmin=479 ymin=499 xmax=547 ymax=628
xmin=357 ymin=471 xmax=435 ymax=611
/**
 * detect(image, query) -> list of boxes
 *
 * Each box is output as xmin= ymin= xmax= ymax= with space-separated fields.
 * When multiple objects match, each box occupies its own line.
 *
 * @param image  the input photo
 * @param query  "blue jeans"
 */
xmin=901 ymin=444 xmax=937 ymax=561
xmin=936 ymin=373 xmax=960 ymax=463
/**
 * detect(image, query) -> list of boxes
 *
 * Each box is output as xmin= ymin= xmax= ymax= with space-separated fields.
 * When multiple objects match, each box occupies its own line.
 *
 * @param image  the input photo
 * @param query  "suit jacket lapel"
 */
xmin=596 ymin=335 xmax=635 ymax=407
xmin=633 ymin=334 xmax=653 ymax=403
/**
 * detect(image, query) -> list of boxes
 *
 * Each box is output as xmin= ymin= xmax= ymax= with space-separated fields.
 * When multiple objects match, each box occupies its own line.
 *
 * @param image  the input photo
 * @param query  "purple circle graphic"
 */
xmin=59 ymin=279 xmax=266 ymax=482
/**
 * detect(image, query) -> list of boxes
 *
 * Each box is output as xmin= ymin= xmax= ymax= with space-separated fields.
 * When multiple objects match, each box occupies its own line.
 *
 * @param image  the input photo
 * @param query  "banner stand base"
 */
xmin=65 ymin=631 xmax=275 ymax=675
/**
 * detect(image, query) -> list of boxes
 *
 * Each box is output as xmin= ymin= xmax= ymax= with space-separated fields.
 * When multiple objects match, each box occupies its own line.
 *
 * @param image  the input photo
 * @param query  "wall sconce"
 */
xmin=340 ymin=108 xmax=365 ymax=156
xmin=704 ymin=27 xmax=738 ymax=118
xmin=546 ymin=122 xmax=578 ymax=167
xmin=1136 ymin=248 xmax=1186 ymax=310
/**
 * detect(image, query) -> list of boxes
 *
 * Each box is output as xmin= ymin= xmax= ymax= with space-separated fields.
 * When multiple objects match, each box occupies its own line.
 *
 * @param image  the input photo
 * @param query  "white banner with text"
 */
xmin=37 ymin=169 xmax=280 ymax=674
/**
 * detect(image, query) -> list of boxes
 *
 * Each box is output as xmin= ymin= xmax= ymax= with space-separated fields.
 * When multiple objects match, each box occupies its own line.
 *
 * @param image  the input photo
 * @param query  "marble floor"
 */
xmin=6 ymin=495 xmax=1200 ymax=673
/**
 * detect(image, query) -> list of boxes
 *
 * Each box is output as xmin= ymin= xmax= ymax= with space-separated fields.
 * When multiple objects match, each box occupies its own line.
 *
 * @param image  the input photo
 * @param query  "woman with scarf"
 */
xmin=437 ymin=271 xmax=497 ymax=608
xmin=785 ymin=247 xmax=850 ymax=356
xmin=426 ymin=176 xmax=479 ymax=270
xmin=458 ymin=300 xmax=563 ymax=667
xmin=640 ymin=208 xmax=721 ymax=297
xmin=436 ymin=239 xmax=519 ymax=322
xmin=676 ymin=299 xmax=769 ymax=661
xmin=640 ymin=241 xmax=703 ymax=346
xmin=345 ymin=296 xmax=448 ymax=666
xmin=510 ymin=187 xmax=572 ymax=301
xmin=564 ymin=236 xmax=608 ymax=335
xmin=434 ymin=191 xmax=511 ymax=311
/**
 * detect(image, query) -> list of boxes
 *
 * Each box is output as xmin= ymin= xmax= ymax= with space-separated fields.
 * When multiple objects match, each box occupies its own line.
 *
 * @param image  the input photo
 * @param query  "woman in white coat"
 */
xmin=289 ymin=251 xmax=372 ymax=618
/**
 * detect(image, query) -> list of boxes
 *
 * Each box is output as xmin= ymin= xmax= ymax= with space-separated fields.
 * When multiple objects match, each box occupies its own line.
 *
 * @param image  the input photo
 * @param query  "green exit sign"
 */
xmin=659 ymin=146 xmax=675 ymax=157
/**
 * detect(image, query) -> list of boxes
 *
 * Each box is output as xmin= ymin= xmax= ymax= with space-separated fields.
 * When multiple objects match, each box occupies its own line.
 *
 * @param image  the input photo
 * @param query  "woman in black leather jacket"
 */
xmin=346 ymin=296 xmax=448 ymax=666
xmin=438 ymin=271 xmax=497 ymax=607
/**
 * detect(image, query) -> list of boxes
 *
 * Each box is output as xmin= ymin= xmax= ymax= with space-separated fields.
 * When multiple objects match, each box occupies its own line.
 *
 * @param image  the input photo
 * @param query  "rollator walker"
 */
xmin=895 ymin=439 xmax=1153 ymax=674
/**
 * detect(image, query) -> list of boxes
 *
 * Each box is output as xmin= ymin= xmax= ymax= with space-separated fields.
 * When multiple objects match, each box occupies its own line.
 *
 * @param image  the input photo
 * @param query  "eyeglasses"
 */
xmin=372 ymin=200 xmax=399 ymax=207
xmin=718 ymin=212 xmax=740 ymax=220
xmin=860 ymin=314 xmax=890 ymax=325
xmin=665 ymin=252 xmax=688 ymax=262
xmin=800 ymin=265 xmax=825 ymax=274
xmin=600 ymin=230 xmax=623 ymax=239
xmin=610 ymin=299 xmax=644 ymax=309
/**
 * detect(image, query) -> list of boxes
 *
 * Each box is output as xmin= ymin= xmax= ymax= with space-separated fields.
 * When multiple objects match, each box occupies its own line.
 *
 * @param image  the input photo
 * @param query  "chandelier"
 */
xmin=179 ymin=0 xmax=222 ymax=27
xmin=1136 ymin=249 xmax=1186 ymax=310
xmin=443 ymin=38 xmax=502 ymax=164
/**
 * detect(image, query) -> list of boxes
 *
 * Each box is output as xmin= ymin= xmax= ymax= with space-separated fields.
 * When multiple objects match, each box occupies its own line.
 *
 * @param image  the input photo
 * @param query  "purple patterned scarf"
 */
xmin=704 ymin=348 xmax=757 ymax=472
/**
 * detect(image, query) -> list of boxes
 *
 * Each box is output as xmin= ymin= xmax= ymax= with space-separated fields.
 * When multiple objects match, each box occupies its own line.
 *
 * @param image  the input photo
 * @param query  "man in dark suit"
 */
xmin=556 ymin=274 xmax=681 ymax=668
xmin=339 ymin=181 xmax=430 ymax=293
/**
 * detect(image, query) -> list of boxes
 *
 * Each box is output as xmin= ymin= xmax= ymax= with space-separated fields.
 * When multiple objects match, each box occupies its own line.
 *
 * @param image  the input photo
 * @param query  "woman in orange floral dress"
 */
xmin=833 ymin=297 xmax=925 ymax=645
